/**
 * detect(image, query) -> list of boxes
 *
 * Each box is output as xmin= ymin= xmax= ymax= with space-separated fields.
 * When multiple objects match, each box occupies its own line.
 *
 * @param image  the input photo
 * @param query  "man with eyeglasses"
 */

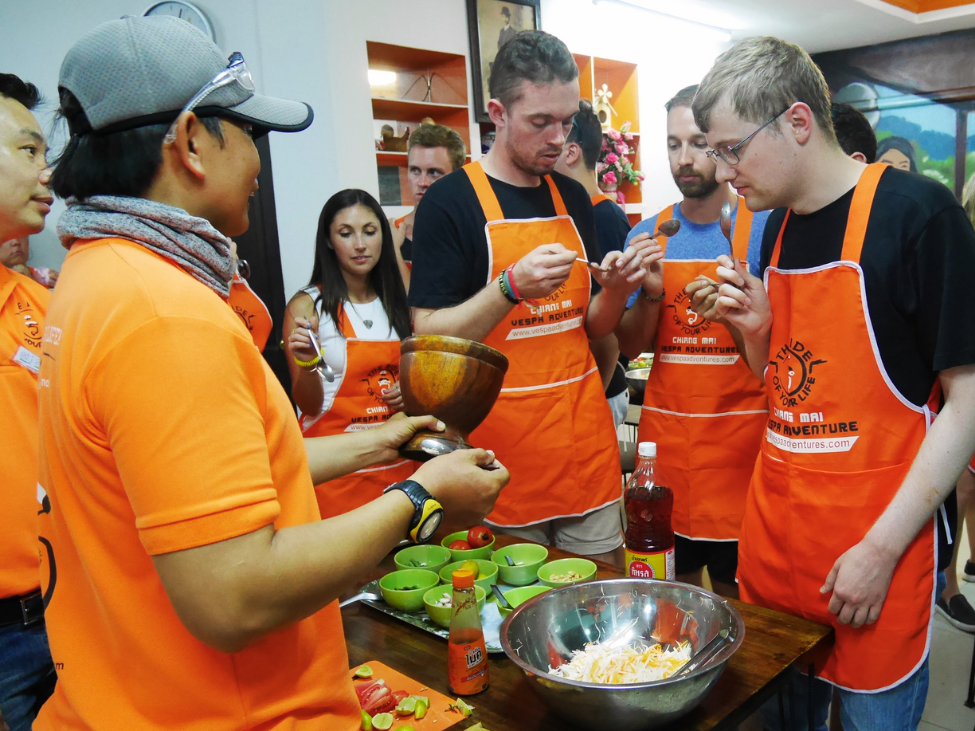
xmin=614 ymin=85 xmax=771 ymax=598
xmin=389 ymin=123 xmax=466 ymax=289
xmin=687 ymin=36 xmax=975 ymax=729
xmin=34 ymin=17 xmax=507 ymax=731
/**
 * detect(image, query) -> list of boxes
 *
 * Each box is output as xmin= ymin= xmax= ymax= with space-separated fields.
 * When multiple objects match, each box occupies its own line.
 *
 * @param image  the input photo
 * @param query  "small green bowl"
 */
xmin=537 ymin=558 xmax=598 ymax=587
xmin=394 ymin=544 xmax=452 ymax=574
xmin=438 ymin=559 xmax=498 ymax=595
xmin=497 ymin=585 xmax=551 ymax=617
xmin=491 ymin=543 xmax=549 ymax=586
xmin=441 ymin=531 xmax=496 ymax=561
xmin=378 ymin=569 xmax=440 ymax=612
xmin=423 ymin=584 xmax=487 ymax=628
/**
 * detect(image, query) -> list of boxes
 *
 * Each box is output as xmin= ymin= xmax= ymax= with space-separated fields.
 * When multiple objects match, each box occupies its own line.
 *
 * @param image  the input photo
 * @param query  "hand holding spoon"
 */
xmin=576 ymin=219 xmax=681 ymax=272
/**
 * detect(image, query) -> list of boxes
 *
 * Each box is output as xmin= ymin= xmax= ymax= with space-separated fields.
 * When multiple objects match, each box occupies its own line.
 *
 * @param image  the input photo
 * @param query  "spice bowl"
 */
xmin=491 ymin=543 xmax=549 ymax=586
xmin=439 ymin=559 xmax=498 ymax=595
xmin=496 ymin=585 xmax=550 ymax=618
xmin=537 ymin=558 xmax=597 ymax=587
xmin=441 ymin=531 xmax=496 ymax=561
xmin=394 ymin=544 xmax=452 ymax=574
xmin=423 ymin=584 xmax=487 ymax=628
xmin=378 ymin=569 xmax=440 ymax=613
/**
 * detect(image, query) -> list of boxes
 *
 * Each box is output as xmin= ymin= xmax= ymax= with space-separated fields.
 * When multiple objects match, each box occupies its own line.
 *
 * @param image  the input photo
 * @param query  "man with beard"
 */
xmin=409 ymin=31 xmax=656 ymax=564
xmin=614 ymin=85 xmax=770 ymax=596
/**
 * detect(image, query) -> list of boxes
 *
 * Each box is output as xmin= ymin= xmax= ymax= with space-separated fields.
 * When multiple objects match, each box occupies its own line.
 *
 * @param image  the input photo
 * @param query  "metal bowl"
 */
xmin=625 ymin=367 xmax=651 ymax=406
xmin=499 ymin=579 xmax=745 ymax=731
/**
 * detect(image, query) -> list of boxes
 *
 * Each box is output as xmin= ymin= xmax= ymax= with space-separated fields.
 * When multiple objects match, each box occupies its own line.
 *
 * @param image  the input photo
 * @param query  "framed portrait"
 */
xmin=466 ymin=0 xmax=541 ymax=123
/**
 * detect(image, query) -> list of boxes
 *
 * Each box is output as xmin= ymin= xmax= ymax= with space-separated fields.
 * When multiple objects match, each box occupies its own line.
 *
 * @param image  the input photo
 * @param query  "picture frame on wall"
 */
xmin=466 ymin=0 xmax=541 ymax=123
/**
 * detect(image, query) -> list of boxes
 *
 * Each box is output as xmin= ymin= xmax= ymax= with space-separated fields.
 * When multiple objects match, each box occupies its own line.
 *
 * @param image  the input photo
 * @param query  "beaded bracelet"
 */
xmin=293 ymin=353 xmax=321 ymax=368
xmin=498 ymin=271 xmax=519 ymax=304
xmin=642 ymin=287 xmax=666 ymax=303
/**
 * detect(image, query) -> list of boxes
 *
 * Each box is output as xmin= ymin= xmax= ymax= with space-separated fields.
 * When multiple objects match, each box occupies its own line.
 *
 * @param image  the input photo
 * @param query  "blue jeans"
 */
xmin=763 ymin=660 xmax=929 ymax=731
xmin=0 ymin=620 xmax=57 ymax=731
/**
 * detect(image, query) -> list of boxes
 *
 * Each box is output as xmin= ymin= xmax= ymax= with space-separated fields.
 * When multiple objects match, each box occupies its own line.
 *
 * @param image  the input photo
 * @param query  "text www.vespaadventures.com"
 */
xmin=765 ymin=429 xmax=859 ymax=453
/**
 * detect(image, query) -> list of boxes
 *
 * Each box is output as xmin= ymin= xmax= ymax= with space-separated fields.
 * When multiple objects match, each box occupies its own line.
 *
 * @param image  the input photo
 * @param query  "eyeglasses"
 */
xmin=705 ymin=106 xmax=791 ymax=166
xmin=163 ymin=52 xmax=255 ymax=145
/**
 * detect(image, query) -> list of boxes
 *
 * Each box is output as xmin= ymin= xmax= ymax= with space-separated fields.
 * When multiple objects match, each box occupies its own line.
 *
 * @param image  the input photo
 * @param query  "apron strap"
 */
xmin=544 ymin=175 xmax=569 ymax=217
xmin=463 ymin=161 xmax=505 ymax=222
xmin=336 ymin=302 xmax=357 ymax=339
xmin=590 ymin=193 xmax=614 ymax=207
xmin=731 ymin=197 xmax=753 ymax=263
xmin=654 ymin=204 xmax=676 ymax=255
xmin=841 ymin=163 xmax=888 ymax=264
xmin=770 ymin=210 xmax=790 ymax=269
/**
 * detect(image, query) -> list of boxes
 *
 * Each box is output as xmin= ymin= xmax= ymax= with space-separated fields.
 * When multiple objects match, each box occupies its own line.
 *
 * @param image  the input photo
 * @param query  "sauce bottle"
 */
xmin=447 ymin=569 xmax=489 ymax=695
xmin=624 ymin=442 xmax=675 ymax=580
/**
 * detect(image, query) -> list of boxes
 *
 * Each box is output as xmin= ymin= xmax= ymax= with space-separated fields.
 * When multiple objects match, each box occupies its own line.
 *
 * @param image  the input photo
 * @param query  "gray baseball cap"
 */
xmin=59 ymin=15 xmax=312 ymax=135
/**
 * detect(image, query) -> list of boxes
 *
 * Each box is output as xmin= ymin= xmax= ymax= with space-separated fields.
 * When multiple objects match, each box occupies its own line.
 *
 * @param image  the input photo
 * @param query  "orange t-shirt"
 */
xmin=35 ymin=238 xmax=359 ymax=731
xmin=0 ymin=265 xmax=49 ymax=599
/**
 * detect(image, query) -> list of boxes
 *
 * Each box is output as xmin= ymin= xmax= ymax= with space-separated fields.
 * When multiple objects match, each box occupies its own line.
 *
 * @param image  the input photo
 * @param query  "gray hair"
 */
xmin=692 ymin=36 xmax=836 ymax=144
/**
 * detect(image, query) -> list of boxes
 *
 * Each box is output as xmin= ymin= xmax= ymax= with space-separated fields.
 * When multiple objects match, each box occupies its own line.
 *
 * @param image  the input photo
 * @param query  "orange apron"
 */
xmin=227 ymin=272 xmax=272 ymax=352
xmin=464 ymin=162 xmax=622 ymax=527
xmin=300 ymin=303 xmax=413 ymax=519
xmin=738 ymin=163 xmax=935 ymax=691
xmin=590 ymin=193 xmax=616 ymax=207
xmin=0 ymin=267 xmax=49 ymax=598
xmin=638 ymin=201 xmax=767 ymax=540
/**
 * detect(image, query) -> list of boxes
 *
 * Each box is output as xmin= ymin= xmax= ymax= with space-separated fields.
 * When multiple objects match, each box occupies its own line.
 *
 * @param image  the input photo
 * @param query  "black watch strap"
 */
xmin=384 ymin=480 xmax=444 ymax=543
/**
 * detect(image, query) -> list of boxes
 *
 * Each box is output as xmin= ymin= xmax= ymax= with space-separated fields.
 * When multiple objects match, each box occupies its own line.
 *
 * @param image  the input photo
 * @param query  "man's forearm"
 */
xmin=304 ymin=430 xmax=398 ymax=485
xmin=862 ymin=365 xmax=975 ymax=560
xmin=412 ymin=281 xmax=514 ymax=342
xmin=615 ymin=296 xmax=660 ymax=360
xmin=585 ymin=288 xmax=629 ymax=340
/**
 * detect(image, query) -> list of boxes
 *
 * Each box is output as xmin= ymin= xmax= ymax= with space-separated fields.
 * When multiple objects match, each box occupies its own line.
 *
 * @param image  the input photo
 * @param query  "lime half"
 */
xmin=395 ymin=696 xmax=417 ymax=715
xmin=353 ymin=665 xmax=373 ymax=679
xmin=359 ymin=710 xmax=373 ymax=731
xmin=371 ymin=713 xmax=394 ymax=730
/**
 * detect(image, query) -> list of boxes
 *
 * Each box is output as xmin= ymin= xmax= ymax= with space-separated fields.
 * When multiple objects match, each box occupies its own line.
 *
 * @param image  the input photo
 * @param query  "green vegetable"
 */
xmin=359 ymin=710 xmax=373 ymax=731
xmin=371 ymin=713 xmax=393 ymax=730
xmin=353 ymin=665 xmax=373 ymax=679
xmin=395 ymin=696 xmax=416 ymax=715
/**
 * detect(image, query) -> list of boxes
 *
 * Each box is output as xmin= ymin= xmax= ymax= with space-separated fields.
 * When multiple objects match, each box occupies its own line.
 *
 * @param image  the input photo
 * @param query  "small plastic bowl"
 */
xmin=394 ymin=544 xmax=452 ymax=574
xmin=497 ymin=585 xmax=551 ymax=618
xmin=378 ymin=569 xmax=440 ymax=612
xmin=537 ymin=558 xmax=598 ymax=587
xmin=423 ymin=584 xmax=487 ymax=628
xmin=441 ymin=530 xmax=496 ymax=561
xmin=491 ymin=543 xmax=549 ymax=586
xmin=438 ymin=559 xmax=499 ymax=595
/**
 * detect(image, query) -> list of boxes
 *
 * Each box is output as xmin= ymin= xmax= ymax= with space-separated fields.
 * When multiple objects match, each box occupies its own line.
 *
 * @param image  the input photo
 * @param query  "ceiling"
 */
xmin=727 ymin=0 xmax=975 ymax=52
xmin=611 ymin=0 xmax=975 ymax=53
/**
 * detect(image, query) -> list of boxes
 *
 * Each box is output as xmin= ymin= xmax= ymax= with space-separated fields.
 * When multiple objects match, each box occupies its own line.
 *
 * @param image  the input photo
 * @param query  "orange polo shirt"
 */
xmin=0 ymin=265 xmax=49 ymax=600
xmin=35 ymin=238 xmax=359 ymax=731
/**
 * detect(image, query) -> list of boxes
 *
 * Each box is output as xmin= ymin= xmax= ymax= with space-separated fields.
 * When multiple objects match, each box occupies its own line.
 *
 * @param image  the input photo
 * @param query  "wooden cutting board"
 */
xmin=351 ymin=660 xmax=467 ymax=730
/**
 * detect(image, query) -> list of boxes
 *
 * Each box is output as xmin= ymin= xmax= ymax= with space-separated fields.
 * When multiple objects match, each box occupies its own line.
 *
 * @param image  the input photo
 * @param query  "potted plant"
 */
xmin=597 ymin=122 xmax=643 ymax=203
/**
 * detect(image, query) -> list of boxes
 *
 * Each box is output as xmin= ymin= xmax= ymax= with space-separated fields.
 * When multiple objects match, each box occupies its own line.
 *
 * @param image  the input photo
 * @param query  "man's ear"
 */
xmin=785 ymin=103 xmax=814 ymax=146
xmin=487 ymin=98 xmax=506 ymax=130
xmin=564 ymin=142 xmax=582 ymax=167
xmin=165 ymin=111 xmax=209 ymax=180
xmin=850 ymin=151 xmax=868 ymax=164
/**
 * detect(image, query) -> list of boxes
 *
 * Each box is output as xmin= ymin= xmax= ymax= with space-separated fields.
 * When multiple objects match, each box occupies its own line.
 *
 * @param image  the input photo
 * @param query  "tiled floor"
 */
xmin=925 ymin=534 xmax=975 ymax=731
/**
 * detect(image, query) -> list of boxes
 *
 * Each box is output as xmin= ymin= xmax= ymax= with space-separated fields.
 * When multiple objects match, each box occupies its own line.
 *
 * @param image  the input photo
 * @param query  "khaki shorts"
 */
xmin=492 ymin=502 xmax=624 ymax=556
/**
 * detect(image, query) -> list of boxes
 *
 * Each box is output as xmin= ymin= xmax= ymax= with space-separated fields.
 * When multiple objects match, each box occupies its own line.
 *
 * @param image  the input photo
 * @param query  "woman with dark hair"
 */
xmin=876 ymin=135 xmax=917 ymax=173
xmin=284 ymin=189 xmax=414 ymax=518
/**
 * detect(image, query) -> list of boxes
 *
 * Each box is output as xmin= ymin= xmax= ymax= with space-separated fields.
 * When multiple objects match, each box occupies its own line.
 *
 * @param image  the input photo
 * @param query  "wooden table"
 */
xmin=343 ymin=533 xmax=833 ymax=731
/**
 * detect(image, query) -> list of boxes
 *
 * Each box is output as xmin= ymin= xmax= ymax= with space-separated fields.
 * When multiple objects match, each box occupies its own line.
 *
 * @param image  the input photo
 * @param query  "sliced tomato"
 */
xmin=354 ymin=679 xmax=384 ymax=703
xmin=363 ymin=691 xmax=397 ymax=716
xmin=359 ymin=682 xmax=392 ymax=713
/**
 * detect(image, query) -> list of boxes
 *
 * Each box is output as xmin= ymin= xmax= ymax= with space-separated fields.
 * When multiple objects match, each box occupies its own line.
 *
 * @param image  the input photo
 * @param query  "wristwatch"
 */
xmin=383 ymin=480 xmax=444 ymax=544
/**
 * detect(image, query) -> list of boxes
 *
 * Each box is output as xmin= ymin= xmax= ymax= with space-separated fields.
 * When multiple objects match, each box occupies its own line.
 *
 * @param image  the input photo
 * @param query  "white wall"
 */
xmin=0 ymin=0 xmax=728 ymax=297
xmin=541 ymin=0 xmax=731 ymax=217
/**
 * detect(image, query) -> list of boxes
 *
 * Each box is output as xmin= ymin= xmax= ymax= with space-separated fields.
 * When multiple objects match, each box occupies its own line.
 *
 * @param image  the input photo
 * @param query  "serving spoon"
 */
xmin=339 ymin=590 xmax=382 ymax=608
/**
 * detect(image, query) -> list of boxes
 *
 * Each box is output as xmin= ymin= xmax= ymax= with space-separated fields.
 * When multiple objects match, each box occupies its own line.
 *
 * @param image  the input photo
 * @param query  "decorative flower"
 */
xmin=602 ymin=171 xmax=618 ymax=187
xmin=608 ymin=129 xmax=622 ymax=141
xmin=605 ymin=152 xmax=619 ymax=164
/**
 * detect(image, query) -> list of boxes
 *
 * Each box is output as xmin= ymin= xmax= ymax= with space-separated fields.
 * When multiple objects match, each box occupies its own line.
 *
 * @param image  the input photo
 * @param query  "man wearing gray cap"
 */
xmin=34 ymin=16 xmax=507 ymax=730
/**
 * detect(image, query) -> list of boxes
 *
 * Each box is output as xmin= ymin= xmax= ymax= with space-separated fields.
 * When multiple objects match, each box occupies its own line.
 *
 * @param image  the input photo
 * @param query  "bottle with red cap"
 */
xmin=447 ymin=569 xmax=489 ymax=695
xmin=624 ymin=441 xmax=675 ymax=579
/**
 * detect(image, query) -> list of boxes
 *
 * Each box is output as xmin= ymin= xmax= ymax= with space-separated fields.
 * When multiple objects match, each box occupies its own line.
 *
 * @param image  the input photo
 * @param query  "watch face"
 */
xmin=419 ymin=511 xmax=443 ymax=542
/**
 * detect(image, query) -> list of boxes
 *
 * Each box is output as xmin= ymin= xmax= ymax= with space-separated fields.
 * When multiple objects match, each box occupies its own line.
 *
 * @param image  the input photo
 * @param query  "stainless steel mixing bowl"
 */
xmin=499 ymin=579 xmax=745 ymax=731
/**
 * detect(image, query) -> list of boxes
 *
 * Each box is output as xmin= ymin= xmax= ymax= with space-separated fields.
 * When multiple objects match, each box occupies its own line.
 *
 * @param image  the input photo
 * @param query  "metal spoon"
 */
xmin=306 ymin=327 xmax=335 ymax=382
xmin=492 ymin=584 xmax=512 ymax=609
xmin=339 ymin=590 xmax=382 ymax=608
xmin=655 ymin=218 xmax=681 ymax=238
xmin=719 ymin=202 xmax=735 ymax=258
xmin=576 ymin=257 xmax=610 ymax=273
xmin=504 ymin=555 xmax=516 ymax=567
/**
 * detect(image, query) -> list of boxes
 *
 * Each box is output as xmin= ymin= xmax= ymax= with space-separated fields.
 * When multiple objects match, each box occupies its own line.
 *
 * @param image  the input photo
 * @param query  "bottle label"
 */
xmin=625 ymin=546 xmax=675 ymax=580
xmin=447 ymin=638 xmax=489 ymax=695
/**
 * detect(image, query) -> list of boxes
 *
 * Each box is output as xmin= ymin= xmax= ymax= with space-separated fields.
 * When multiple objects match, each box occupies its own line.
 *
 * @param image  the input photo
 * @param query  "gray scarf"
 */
xmin=57 ymin=196 xmax=236 ymax=297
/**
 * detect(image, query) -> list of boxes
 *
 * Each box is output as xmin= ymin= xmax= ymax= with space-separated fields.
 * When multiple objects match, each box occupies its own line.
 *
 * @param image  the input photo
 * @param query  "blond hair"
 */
xmin=407 ymin=124 xmax=466 ymax=172
xmin=693 ymin=36 xmax=836 ymax=144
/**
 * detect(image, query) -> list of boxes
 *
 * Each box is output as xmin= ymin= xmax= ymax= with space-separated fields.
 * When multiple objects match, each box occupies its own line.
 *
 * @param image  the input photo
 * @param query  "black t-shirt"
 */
xmin=408 ymin=168 xmax=602 ymax=309
xmin=759 ymin=167 xmax=975 ymax=408
xmin=401 ymin=237 xmax=413 ymax=262
xmin=593 ymin=197 xmax=631 ymax=258
xmin=592 ymin=197 xmax=631 ymax=398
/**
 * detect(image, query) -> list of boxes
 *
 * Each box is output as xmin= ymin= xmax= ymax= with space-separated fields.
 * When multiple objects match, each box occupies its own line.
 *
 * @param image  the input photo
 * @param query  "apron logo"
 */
xmin=666 ymin=290 xmax=712 ymax=336
xmin=232 ymin=306 xmax=255 ymax=332
xmin=361 ymin=363 xmax=398 ymax=405
xmin=16 ymin=299 xmax=42 ymax=348
xmin=768 ymin=339 xmax=827 ymax=407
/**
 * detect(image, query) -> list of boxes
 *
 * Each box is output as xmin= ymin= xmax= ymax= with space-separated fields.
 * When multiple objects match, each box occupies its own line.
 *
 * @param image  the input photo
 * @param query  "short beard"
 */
xmin=505 ymin=137 xmax=558 ymax=177
xmin=676 ymin=176 xmax=720 ymax=199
